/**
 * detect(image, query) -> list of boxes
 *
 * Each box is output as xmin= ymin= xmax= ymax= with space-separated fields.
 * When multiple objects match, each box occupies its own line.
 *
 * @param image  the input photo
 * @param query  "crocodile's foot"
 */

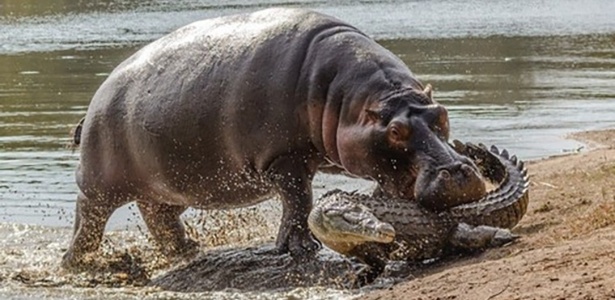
xmin=449 ymin=223 xmax=519 ymax=250
xmin=490 ymin=227 xmax=520 ymax=247
xmin=353 ymin=263 xmax=380 ymax=286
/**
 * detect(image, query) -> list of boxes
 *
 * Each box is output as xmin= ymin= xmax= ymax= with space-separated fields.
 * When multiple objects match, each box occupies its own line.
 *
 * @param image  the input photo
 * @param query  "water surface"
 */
xmin=1 ymin=0 xmax=614 ymax=228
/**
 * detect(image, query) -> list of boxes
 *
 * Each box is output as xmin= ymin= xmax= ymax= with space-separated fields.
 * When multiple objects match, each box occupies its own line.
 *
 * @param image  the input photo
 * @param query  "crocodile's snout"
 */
xmin=331 ymin=206 xmax=397 ymax=244
xmin=358 ymin=216 xmax=396 ymax=243
xmin=373 ymin=222 xmax=395 ymax=243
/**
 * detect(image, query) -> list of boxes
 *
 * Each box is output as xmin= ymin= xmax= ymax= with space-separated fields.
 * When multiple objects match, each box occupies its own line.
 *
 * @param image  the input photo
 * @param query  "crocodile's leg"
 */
xmin=448 ymin=223 xmax=518 ymax=250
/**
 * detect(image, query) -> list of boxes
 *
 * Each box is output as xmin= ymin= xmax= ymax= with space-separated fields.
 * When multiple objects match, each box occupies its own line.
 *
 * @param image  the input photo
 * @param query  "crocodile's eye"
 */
xmin=324 ymin=208 xmax=344 ymax=217
xmin=363 ymin=219 xmax=376 ymax=227
xmin=342 ymin=209 xmax=363 ymax=221
xmin=349 ymin=205 xmax=364 ymax=213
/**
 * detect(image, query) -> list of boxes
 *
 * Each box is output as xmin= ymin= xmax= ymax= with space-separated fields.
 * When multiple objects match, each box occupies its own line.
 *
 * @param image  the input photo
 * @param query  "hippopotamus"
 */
xmin=62 ymin=8 xmax=486 ymax=268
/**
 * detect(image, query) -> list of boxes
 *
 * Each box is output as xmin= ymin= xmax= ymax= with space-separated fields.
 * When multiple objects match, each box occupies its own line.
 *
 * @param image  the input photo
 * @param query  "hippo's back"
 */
xmin=118 ymin=8 xmax=337 ymax=75
xmin=77 ymin=8 xmax=361 ymax=203
xmin=85 ymin=8 xmax=356 ymax=138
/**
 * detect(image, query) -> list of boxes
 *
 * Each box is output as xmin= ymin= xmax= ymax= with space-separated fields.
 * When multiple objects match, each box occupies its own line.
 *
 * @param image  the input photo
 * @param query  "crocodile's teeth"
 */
xmin=490 ymin=145 xmax=500 ymax=154
xmin=501 ymin=149 xmax=510 ymax=159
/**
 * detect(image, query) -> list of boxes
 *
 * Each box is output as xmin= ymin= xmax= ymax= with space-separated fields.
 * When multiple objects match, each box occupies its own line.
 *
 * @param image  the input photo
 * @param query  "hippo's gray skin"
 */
xmin=63 ymin=8 xmax=486 ymax=268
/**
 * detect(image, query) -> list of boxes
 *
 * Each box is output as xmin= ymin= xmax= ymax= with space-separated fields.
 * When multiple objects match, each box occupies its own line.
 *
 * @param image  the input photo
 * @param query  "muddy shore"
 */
xmin=1 ymin=129 xmax=615 ymax=299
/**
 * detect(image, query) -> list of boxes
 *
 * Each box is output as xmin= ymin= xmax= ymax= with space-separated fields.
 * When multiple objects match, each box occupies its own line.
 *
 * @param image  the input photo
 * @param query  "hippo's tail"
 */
xmin=68 ymin=117 xmax=86 ymax=150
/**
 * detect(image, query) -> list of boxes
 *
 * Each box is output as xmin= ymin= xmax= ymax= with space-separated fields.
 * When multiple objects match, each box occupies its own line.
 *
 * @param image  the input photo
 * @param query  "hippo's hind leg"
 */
xmin=448 ymin=223 xmax=519 ymax=251
xmin=136 ymin=201 xmax=199 ymax=260
xmin=62 ymin=191 xmax=121 ymax=269
xmin=266 ymin=155 xmax=320 ymax=259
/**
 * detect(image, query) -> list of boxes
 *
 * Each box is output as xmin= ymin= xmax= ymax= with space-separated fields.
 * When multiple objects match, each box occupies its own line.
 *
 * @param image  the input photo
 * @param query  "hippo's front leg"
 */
xmin=266 ymin=154 xmax=320 ymax=259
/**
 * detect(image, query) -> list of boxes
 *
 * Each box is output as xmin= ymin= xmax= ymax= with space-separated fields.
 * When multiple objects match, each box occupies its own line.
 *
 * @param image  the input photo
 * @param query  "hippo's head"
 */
xmin=336 ymin=84 xmax=486 ymax=211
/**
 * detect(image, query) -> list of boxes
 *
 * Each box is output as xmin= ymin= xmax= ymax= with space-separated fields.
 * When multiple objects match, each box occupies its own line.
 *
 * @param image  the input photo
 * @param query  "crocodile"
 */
xmin=308 ymin=141 xmax=529 ymax=281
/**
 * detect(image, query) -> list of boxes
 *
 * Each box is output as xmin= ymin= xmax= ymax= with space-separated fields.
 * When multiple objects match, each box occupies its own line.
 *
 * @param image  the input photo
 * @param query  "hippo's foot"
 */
xmin=285 ymin=230 xmax=321 ymax=261
xmin=164 ymin=238 xmax=200 ymax=264
xmin=60 ymin=250 xmax=105 ymax=272
xmin=61 ymin=250 xmax=87 ymax=271
xmin=270 ymin=228 xmax=320 ymax=261
xmin=274 ymin=234 xmax=321 ymax=261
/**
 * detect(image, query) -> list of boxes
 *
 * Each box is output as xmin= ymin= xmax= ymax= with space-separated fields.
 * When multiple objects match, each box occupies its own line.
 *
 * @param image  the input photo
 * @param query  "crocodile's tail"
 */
xmin=69 ymin=117 xmax=86 ymax=149
xmin=446 ymin=141 xmax=530 ymax=229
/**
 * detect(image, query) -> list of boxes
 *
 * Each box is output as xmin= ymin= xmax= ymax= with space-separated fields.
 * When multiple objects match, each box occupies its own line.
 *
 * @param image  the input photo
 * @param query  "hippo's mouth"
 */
xmin=411 ymin=144 xmax=488 ymax=212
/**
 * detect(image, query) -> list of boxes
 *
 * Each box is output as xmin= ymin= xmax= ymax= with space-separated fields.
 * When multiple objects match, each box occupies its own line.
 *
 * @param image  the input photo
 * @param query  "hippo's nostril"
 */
xmin=461 ymin=164 xmax=476 ymax=177
xmin=439 ymin=169 xmax=451 ymax=180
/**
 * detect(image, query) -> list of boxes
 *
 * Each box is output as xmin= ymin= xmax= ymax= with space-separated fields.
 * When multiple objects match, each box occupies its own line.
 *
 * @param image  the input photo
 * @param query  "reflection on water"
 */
xmin=2 ymin=0 xmax=615 ymax=54
xmin=0 ymin=0 xmax=614 ymax=228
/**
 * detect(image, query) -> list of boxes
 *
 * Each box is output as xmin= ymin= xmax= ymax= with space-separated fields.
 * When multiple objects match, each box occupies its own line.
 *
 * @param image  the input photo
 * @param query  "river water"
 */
xmin=1 ymin=0 xmax=614 ymax=231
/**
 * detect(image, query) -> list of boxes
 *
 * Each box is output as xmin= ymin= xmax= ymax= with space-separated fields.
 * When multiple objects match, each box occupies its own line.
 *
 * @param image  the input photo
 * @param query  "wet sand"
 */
xmin=1 ymin=128 xmax=614 ymax=299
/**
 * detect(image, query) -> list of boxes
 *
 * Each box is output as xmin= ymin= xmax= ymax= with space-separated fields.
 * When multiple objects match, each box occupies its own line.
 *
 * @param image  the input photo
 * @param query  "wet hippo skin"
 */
xmin=62 ymin=8 xmax=486 ymax=268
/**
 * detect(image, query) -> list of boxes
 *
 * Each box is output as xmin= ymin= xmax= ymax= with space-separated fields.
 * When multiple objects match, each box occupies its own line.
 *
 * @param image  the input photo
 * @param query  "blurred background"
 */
xmin=1 ymin=0 xmax=614 ymax=227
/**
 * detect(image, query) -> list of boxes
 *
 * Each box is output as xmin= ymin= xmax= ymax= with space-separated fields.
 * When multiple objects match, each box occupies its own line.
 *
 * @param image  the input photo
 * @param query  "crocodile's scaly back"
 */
xmin=446 ymin=141 xmax=530 ymax=229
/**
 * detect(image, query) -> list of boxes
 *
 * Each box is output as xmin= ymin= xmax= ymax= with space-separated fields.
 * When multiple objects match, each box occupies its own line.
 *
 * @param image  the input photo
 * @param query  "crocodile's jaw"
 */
xmin=309 ymin=222 xmax=395 ymax=255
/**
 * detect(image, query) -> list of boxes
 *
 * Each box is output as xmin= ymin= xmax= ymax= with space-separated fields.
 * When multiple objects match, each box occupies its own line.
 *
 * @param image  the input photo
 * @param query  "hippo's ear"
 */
xmin=387 ymin=120 xmax=410 ymax=148
xmin=423 ymin=84 xmax=433 ymax=100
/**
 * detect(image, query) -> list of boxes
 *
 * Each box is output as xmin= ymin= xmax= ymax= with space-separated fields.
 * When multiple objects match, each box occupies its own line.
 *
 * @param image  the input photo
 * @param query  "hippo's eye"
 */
xmin=387 ymin=121 xmax=410 ymax=147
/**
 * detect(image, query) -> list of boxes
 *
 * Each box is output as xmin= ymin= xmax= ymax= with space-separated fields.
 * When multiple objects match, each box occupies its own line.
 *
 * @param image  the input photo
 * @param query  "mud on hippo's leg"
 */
xmin=136 ymin=201 xmax=199 ymax=260
xmin=266 ymin=155 xmax=320 ymax=259
xmin=62 ymin=191 xmax=121 ymax=270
